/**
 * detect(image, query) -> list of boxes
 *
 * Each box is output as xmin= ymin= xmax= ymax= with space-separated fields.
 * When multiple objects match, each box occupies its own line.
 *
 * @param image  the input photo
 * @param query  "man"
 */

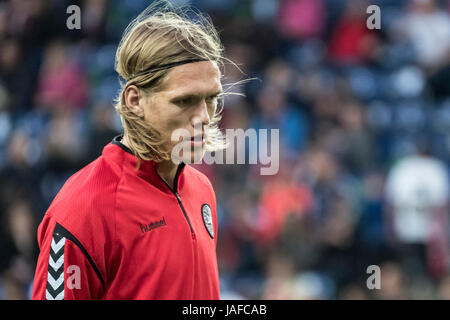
xmin=32 ymin=4 xmax=226 ymax=300
xmin=385 ymin=145 xmax=449 ymax=278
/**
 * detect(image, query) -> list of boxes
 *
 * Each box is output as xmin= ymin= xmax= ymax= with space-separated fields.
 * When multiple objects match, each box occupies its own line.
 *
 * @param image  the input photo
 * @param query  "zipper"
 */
xmin=155 ymin=164 xmax=196 ymax=239
xmin=174 ymin=191 xmax=195 ymax=239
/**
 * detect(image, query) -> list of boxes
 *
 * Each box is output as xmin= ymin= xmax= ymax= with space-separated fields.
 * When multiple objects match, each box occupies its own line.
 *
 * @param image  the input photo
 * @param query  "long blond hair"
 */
xmin=114 ymin=2 xmax=227 ymax=162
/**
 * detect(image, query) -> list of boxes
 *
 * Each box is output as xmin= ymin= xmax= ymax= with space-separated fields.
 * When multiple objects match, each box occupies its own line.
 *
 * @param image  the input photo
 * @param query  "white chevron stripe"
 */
xmin=46 ymin=289 xmax=64 ymax=300
xmin=53 ymin=290 xmax=64 ymax=300
xmin=47 ymin=272 xmax=64 ymax=290
xmin=46 ymin=233 xmax=66 ymax=300
xmin=48 ymin=253 xmax=64 ymax=270
xmin=45 ymin=290 xmax=54 ymax=300
xmin=51 ymin=237 xmax=65 ymax=253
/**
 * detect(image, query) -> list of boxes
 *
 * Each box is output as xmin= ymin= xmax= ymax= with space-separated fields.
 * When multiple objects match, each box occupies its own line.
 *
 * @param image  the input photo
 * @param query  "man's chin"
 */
xmin=171 ymin=148 xmax=205 ymax=164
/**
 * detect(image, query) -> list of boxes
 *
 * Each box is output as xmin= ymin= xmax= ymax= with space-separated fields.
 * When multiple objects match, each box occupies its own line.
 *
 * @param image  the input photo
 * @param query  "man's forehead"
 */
xmin=161 ymin=60 xmax=222 ymax=96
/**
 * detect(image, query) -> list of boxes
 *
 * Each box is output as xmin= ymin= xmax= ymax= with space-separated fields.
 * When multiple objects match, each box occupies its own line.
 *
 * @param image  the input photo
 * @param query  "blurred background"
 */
xmin=0 ymin=0 xmax=450 ymax=300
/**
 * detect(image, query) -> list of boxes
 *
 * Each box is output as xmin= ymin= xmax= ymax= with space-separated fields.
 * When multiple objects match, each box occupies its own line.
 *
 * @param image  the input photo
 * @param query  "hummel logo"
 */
xmin=140 ymin=217 xmax=167 ymax=234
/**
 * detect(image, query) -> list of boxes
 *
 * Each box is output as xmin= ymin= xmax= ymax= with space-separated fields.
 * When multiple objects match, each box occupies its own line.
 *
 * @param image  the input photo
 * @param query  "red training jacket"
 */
xmin=32 ymin=135 xmax=220 ymax=300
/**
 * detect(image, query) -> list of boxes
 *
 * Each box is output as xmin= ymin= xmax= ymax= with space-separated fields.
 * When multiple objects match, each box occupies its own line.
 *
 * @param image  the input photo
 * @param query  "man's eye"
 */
xmin=178 ymin=98 xmax=194 ymax=105
xmin=206 ymin=96 xmax=218 ymax=105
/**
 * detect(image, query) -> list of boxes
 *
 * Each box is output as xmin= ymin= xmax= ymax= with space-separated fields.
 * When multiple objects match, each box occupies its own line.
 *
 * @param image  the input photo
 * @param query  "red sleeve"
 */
xmin=32 ymin=217 xmax=105 ymax=300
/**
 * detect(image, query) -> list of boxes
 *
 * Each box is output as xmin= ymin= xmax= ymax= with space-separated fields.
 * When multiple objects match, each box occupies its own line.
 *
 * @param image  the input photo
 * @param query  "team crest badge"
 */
xmin=201 ymin=204 xmax=214 ymax=239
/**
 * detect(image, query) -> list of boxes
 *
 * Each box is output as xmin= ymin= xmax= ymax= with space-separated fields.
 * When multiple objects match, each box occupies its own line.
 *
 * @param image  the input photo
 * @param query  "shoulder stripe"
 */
xmin=54 ymin=223 xmax=106 ymax=290
xmin=46 ymin=231 xmax=65 ymax=300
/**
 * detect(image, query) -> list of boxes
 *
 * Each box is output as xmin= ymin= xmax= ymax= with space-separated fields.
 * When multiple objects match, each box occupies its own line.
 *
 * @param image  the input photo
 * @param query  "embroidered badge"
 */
xmin=201 ymin=204 xmax=214 ymax=239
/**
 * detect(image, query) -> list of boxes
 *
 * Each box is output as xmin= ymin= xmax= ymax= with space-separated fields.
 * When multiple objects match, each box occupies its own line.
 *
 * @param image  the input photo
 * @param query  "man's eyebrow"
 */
xmin=170 ymin=90 xmax=223 ymax=100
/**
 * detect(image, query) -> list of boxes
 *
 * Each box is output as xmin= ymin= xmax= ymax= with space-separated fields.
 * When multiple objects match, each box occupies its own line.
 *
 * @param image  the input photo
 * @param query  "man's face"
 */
xmin=141 ymin=61 xmax=222 ymax=163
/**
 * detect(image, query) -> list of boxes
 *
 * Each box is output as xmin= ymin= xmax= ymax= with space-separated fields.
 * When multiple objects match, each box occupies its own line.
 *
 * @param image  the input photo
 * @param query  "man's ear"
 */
xmin=124 ymin=85 xmax=144 ymax=117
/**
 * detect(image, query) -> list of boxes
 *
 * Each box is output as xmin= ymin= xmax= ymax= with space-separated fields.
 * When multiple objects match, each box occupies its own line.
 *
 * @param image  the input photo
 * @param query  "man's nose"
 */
xmin=192 ymin=100 xmax=210 ymax=126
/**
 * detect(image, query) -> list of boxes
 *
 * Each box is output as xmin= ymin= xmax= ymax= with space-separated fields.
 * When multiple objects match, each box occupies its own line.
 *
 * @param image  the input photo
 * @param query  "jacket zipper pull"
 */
xmin=175 ymin=192 xmax=182 ymax=204
xmin=174 ymin=192 xmax=195 ymax=238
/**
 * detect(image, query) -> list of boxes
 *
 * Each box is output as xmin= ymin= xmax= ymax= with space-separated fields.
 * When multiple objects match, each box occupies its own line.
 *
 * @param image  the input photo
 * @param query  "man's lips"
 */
xmin=190 ymin=134 xmax=205 ymax=146
xmin=191 ymin=134 xmax=204 ymax=141
xmin=174 ymin=133 xmax=205 ymax=145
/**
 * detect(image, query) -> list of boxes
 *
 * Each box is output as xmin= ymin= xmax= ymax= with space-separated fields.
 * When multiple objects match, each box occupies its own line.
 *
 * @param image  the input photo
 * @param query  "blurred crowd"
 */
xmin=0 ymin=0 xmax=450 ymax=299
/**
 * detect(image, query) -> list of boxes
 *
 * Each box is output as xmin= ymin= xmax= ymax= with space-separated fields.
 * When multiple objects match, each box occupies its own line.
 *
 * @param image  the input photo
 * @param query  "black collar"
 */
xmin=112 ymin=135 xmax=134 ymax=155
xmin=110 ymin=134 xmax=186 ymax=193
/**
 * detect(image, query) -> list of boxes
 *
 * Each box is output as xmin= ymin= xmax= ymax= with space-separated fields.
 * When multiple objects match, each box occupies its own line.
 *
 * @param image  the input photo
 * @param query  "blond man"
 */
xmin=32 ymin=4 xmax=226 ymax=300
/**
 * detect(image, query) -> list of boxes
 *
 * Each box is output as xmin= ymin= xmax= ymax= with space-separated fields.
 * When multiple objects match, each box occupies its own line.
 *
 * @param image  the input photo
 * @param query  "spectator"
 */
xmin=328 ymin=0 xmax=378 ymax=64
xmin=397 ymin=0 xmax=450 ymax=70
xmin=385 ymin=148 xmax=450 ymax=278
xmin=35 ymin=40 xmax=88 ymax=110
xmin=276 ymin=0 xmax=326 ymax=40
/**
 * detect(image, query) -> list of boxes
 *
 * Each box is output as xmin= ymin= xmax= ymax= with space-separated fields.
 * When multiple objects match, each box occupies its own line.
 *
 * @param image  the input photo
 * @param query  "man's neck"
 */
xmin=121 ymin=134 xmax=178 ymax=191
xmin=155 ymin=160 xmax=179 ymax=191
